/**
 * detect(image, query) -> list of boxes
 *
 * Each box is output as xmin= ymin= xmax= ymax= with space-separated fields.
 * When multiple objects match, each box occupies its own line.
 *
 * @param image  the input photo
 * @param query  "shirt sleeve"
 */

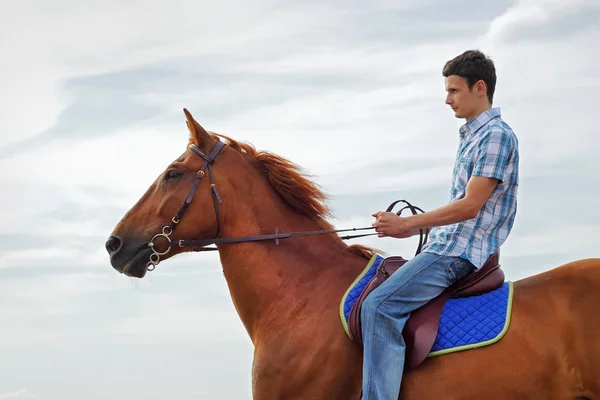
xmin=472 ymin=128 xmax=515 ymax=183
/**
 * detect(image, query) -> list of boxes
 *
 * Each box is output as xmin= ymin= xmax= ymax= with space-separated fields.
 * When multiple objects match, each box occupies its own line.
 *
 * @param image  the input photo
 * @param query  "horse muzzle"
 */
xmin=105 ymin=234 xmax=155 ymax=278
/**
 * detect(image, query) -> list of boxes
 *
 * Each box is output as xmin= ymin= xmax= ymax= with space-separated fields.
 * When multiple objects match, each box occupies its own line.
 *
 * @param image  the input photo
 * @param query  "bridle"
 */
xmin=146 ymin=140 xmax=429 ymax=271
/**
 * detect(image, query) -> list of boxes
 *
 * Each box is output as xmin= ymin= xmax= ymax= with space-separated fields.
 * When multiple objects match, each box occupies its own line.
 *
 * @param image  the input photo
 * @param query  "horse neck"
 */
xmin=215 ymin=190 xmax=371 ymax=342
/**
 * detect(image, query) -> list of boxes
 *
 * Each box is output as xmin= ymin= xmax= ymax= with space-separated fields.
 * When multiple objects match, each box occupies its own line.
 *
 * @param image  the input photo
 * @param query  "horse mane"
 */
xmin=210 ymin=133 xmax=378 ymax=260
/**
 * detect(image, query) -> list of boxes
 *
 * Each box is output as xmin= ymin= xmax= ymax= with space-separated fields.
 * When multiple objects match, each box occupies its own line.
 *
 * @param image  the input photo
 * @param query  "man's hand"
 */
xmin=371 ymin=211 xmax=418 ymax=238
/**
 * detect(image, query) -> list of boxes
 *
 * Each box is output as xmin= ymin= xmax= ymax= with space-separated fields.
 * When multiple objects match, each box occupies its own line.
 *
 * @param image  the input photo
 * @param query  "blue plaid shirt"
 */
xmin=422 ymin=107 xmax=519 ymax=269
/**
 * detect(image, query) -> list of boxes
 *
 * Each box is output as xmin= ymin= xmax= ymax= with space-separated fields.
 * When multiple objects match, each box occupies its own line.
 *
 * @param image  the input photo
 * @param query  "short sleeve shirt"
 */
xmin=422 ymin=107 xmax=519 ymax=269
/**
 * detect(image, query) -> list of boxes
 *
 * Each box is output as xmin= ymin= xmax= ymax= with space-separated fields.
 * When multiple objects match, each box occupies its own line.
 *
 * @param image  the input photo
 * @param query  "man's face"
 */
xmin=444 ymin=75 xmax=485 ymax=120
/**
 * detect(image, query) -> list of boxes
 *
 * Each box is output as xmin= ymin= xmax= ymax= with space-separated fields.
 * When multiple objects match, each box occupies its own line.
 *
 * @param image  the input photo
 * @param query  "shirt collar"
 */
xmin=459 ymin=107 xmax=501 ymax=140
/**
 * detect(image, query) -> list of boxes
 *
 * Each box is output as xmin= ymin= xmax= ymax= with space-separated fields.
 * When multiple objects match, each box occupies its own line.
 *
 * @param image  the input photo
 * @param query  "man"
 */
xmin=360 ymin=49 xmax=520 ymax=399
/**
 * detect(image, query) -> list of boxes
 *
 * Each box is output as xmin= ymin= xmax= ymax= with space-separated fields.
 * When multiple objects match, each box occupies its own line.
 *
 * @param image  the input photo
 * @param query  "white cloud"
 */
xmin=471 ymin=5 xmax=599 ymax=169
xmin=0 ymin=271 xmax=128 ymax=334
xmin=0 ymin=122 xmax=182 ymax=188
xmin=0 ymin=390 xmax=37 ymax=400
xmin=233 ymin=43 xmax=462 ymax=77
xmin=0 ymin=271 xmax=118 ymax=301
xmin=322 ymin=163 xmax=452 ymax=196
xmin=0 ymin=0 xmax=440 ymax=149
xmin=0 ymin=0 xmax=260 ymax=148
xmin=0 ymin=247 xmax=76 ymax=269
xmin=486 ymin=0 xmax=597 ymax=42
xmin=501 ymin=223 xmax=599 ymax=259
xmin=109 ymin=303 xmax=247 ymax=343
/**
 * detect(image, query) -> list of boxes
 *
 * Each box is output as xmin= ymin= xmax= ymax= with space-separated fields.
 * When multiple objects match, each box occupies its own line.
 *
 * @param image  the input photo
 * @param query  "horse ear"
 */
xmin=183 ymin=108 xmax=212 ymax=147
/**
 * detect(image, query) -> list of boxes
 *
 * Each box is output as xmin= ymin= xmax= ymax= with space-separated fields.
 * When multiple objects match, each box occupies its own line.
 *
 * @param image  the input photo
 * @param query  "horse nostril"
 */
xmin=105 ymin=235 xmax=123 ymax=255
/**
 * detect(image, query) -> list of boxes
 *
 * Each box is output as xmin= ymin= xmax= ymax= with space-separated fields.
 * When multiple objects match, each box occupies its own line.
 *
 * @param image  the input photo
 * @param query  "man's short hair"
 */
xmin=443 ymin=50 xmax=497 ymax=104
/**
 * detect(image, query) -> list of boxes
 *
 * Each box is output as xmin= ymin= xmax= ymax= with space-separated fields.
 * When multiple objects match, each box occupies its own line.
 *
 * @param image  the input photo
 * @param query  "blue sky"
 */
xmin=1 ymin=0 xmax=599 ymax=398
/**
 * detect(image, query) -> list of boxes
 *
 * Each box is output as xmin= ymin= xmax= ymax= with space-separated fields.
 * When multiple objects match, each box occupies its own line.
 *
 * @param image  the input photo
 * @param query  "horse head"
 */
xmin=105 ymin=109 xmax=246 ymax=278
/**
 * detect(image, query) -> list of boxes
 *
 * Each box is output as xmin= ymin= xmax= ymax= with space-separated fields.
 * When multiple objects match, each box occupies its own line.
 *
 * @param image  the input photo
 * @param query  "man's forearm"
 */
xmin=406 ymin=198 xmax=478 ymax=231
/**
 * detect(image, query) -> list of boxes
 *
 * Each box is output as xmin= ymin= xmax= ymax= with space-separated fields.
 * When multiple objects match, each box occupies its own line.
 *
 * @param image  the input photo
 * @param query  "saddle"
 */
xmin=348 ymin=251 xmax=503 ymax=370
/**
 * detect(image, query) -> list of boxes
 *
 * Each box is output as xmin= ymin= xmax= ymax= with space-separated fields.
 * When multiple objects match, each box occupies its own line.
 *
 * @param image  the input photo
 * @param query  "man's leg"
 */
xmin=360 ymin=252 xmax=475 ymax=400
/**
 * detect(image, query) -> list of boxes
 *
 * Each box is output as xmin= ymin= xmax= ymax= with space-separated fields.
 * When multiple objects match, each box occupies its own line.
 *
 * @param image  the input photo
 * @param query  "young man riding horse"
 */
xmin=364 ymin=50 xmax=520 ymax=399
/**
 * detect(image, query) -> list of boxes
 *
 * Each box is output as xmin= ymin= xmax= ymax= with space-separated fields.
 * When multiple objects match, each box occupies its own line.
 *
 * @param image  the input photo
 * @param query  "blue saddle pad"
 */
xmin=340 ymin=254 xmax=514 ymax=357
xmin=339 ymin=254 xmax=384 ymax=334
xmin=429 ymin=281 xmax=513 ymax=356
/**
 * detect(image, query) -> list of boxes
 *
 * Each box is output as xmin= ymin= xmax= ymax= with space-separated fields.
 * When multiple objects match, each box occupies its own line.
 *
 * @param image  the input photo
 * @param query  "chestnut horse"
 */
xmin=106 ymin=109 xmax=600 ymax=399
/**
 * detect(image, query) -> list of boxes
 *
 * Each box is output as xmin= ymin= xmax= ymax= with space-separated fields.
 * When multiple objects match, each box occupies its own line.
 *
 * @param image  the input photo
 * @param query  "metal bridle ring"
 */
xmin=146 ymin=225 xmax=175 ymax=271
xmin=149 ymin=234 xmax=172 ymax=256
xmin=149 ymin=253 xmax=160 ymax=263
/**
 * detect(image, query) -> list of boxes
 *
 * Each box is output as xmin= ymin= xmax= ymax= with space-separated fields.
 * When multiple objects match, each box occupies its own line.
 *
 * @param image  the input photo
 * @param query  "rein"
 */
xmin=146 ymin=141 xmax=429 ymax=271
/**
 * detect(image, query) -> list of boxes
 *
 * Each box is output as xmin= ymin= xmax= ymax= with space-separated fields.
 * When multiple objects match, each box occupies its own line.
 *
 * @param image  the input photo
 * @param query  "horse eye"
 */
xmin=164 ymin=170 xmax=181 ymax=181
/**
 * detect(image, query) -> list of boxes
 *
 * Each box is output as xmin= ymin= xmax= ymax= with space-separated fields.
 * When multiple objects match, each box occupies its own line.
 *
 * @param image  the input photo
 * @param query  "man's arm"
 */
xmin=404 ymin=176 xmax=499 ymax=231
xmin=372 ymin=176 xmax=498 ymax=237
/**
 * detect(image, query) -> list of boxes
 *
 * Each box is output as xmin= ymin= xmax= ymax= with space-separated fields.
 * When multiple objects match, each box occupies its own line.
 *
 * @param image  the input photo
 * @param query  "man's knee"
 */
xmin=361 ymin=284 xmax=390 ymax=316
xmin=361 ymin=292 xmax=379 ymax=316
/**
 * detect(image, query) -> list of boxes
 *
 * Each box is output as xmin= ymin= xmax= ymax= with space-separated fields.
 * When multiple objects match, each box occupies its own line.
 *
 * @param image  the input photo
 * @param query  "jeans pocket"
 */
xmin=445 ymin=257 xmax=475 ymax=284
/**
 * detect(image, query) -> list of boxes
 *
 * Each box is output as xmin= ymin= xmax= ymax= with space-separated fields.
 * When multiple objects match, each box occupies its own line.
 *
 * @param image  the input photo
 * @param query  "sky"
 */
xmin=0 ymin=0 xmax=598 ymax=398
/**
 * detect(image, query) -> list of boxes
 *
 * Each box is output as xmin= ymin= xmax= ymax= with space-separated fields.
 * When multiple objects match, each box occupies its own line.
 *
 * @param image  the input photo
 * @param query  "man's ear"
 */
xmin=476 ymin=80 xmax=487 ymax=98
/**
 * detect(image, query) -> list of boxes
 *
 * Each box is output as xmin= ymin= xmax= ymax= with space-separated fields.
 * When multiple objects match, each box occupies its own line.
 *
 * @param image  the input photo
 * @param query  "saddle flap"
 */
xmin=348 ymin=256 xmax=408 ymax=344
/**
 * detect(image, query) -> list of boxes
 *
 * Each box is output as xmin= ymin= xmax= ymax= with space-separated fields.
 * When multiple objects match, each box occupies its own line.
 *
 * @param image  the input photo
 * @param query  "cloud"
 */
xmin=0 ymin=390 xmax=37 ymax=400
xmin=0 ymin=269 xmax=130 ymax=344
xmin=108 ymin=295 xmax=247 ymax=343
xmin=0 ymin=0 xmax=501 ymax=159
xmin=470 ymin=2 xmax=600 ymax=171
xmin=1 ymin=0 xmax=441 ymax=149
xmin=486 ymin=0 xmax=599 ymax=42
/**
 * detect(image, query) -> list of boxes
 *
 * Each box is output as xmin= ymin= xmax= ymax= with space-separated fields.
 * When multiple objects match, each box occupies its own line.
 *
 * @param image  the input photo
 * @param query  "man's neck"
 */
xmin=465 ymin=104 xmax=492 ymax=121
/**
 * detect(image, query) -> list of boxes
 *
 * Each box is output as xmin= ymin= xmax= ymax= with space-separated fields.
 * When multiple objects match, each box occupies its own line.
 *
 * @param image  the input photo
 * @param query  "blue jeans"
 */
xmin=360 ymin=251 xmax=476 ymax=399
